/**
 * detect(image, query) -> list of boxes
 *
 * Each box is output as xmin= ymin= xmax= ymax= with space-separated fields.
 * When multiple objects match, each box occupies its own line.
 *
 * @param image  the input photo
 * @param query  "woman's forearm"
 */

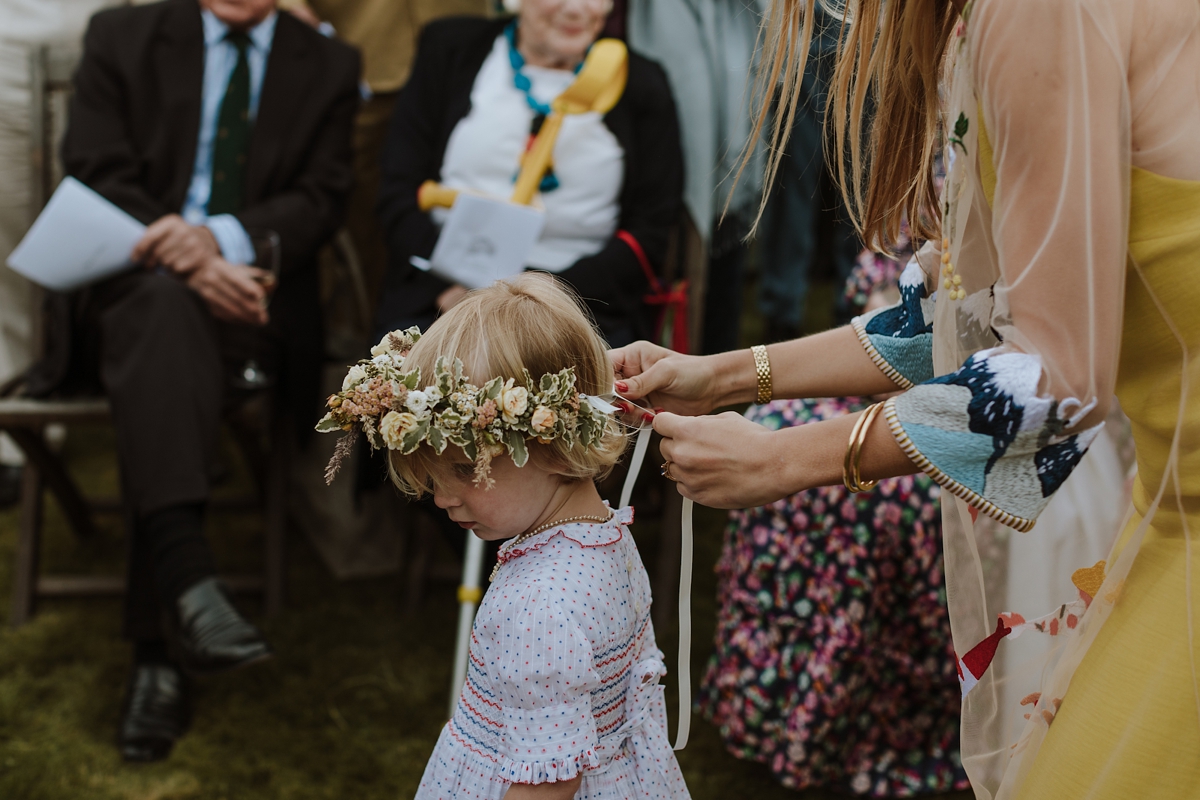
xmin=711 ymin=325 xmax=904 ymax=408
xmin=653 ymin=401 xmax=920 ymax=509
xmin=773 ymin=407 xmax=919 ymax=495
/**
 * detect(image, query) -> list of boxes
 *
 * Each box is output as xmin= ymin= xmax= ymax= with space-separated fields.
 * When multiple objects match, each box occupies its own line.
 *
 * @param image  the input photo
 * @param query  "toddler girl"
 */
xmin=319 ymin=274 xmax=690 ymax=800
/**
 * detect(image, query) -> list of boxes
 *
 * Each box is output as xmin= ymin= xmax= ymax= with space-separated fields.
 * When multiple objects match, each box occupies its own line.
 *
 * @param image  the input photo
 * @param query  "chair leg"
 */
xmin=5 ymin=426 xmax=97 ymax=540
xmin=10 ymin=464 xmax=45 ymax=628
xmin=263 ymin=416 xmax=288 ymax=618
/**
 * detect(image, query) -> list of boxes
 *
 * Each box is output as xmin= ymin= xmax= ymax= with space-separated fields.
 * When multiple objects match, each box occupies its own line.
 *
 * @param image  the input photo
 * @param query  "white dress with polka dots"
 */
xmin=415 ymin=505 xmax=690 ymax=799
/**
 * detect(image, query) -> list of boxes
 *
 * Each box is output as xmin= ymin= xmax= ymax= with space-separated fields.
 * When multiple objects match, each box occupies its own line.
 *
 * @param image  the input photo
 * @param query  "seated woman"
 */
xmin=375 ymin=0 xmax=684 ymax=348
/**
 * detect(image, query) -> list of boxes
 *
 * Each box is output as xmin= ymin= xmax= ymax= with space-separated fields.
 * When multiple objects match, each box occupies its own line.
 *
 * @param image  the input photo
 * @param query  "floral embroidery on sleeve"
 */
xmin=885 ymin=348 xmax=1102 ymax=531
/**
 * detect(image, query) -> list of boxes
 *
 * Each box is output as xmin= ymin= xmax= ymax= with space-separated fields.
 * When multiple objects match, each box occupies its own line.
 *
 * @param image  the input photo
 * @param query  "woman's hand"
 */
xmin=608 ymin=341 xmax=729 ymax=416
xmin=654 ymin=411 xmax=800 ymax=509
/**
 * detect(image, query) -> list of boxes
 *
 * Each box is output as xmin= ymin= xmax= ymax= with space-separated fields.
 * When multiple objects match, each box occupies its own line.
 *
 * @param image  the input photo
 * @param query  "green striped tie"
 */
xmin=208 ymin=31 xmax=251 ymax=215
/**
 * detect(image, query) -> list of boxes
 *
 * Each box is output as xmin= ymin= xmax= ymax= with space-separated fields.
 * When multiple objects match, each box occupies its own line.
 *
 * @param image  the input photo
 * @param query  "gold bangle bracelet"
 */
xmin=843 ymin=402 xmax=884 ymax=493
xmin=751 ymin=344 xmax=772 ymax=405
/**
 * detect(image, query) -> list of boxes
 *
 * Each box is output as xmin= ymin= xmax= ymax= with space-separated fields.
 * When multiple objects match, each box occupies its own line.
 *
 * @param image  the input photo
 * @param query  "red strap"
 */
xmin=616 ymin=229 xmax=663 ymax=294
xmin=615 ymin=229 xmax=688 ymax=353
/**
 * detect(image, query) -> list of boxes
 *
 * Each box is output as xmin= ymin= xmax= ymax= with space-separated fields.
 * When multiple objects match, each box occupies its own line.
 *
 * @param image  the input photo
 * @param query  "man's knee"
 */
xmin=99 ymin=271 xmax=218 ymax=368
xmin=104 ymin=271 xmax=208 ymax=335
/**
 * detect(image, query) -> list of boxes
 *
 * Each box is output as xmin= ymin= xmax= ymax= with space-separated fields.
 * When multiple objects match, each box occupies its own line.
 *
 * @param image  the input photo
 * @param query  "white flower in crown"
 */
xmin=406 ymin=390 xmax=430 ymax=415
xmin=499 ymin=381 xmax=529 ymax=423
xmin=530 ymin=405 xmax=557 ymax=435
xmin=341 ymin=365 xmax=368 ymax=391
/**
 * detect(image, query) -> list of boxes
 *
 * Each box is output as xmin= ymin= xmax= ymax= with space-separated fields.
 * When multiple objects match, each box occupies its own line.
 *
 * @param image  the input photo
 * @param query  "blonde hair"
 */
xmin=736 ymin=0 xmax=957 ymax=251
xmin=388 ymin=274 xmax=627 ymax=496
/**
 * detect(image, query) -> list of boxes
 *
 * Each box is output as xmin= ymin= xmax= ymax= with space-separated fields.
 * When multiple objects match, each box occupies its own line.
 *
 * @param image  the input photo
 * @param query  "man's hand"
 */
xmin=133 ymin=214 xmax=219 ymax=276
xmin=185 ymin=257 xmax=271 ymax=326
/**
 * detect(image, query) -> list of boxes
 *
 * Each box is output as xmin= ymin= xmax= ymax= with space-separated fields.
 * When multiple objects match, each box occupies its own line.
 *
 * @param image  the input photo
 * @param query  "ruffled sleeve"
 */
xmin=475 ymin=585 xmax=600 ymax=784
xmin=851 ymin=244 xmax=939 ymax=389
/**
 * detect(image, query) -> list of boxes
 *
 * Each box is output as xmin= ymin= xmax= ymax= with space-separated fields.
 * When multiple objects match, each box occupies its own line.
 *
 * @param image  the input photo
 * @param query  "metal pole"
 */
xmin=448 ymin=530 xmax=486 ymax=719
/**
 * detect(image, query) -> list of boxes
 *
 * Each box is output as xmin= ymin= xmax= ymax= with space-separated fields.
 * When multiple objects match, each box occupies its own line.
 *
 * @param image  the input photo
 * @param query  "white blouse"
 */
xmin=435 ymin=34 xmax=625 ymax=273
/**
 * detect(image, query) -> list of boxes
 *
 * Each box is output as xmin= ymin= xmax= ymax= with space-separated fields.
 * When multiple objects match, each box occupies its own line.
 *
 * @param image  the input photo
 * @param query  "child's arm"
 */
xmin=502 ymin=776 xmax=583 ymax=800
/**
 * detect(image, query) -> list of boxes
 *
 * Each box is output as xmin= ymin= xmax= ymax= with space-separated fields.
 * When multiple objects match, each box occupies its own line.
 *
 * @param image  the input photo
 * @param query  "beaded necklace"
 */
xmin=504 ymin=21 xmax=587 ymax=194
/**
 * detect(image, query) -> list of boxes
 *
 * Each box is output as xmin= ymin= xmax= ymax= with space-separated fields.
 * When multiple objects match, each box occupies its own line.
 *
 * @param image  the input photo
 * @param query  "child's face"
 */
xmin=431 ymin=455 xmax=566 ymax=541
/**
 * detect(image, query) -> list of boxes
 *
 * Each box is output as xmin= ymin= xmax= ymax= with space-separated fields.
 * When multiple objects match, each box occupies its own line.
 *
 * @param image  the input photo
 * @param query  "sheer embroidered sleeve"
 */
xmin=883 ymin=0 xmax=1130 ymax=532
xmin=851 ymin=241 xmax=940 ymax=390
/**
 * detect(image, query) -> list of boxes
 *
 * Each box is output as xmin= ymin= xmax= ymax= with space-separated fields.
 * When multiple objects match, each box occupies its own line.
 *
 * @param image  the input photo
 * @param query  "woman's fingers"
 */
xmin=609 ymin=341 xmax=669 ymax=388
xmin=619 ymin=359 xmax=673 ymax=402
xmin=653 ymin=411 xmax=794 ymax=509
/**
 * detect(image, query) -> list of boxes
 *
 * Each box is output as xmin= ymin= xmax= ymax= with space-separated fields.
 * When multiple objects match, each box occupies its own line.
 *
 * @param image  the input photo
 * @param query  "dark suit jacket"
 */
xmin=48 ymin=0 xmax=360 ymax=427
xmin=374 ymin=17 xmax=683 ymax=348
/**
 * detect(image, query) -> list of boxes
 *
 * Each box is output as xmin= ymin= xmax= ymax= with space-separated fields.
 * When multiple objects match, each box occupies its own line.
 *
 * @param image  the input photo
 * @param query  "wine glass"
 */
xmin=232 ymin=229 xmax=281 ymax=391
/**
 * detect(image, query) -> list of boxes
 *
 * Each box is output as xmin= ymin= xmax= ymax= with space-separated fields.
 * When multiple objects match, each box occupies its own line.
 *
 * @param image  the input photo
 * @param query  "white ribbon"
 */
xmin=620 ymin=423 xmax=654 ymax=509
xmin=618 ymin=422 xmax=694 ymax=751
xmin=674 ymin=497 xmax=693 ymax=751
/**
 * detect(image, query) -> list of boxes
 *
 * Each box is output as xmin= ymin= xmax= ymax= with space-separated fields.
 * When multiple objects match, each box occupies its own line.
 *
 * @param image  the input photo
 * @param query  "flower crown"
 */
xmin=317 ymin=328 xmax=616 ymax=487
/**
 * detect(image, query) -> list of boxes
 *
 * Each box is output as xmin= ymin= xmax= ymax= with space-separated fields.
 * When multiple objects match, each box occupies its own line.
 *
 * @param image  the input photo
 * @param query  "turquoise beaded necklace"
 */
xmin=504 ymin=21 xmax=588 ymax=194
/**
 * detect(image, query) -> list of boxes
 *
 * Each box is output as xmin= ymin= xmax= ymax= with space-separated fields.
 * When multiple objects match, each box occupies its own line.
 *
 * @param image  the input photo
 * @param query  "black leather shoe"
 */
xmin=118 ymin=662 xmax=190 ymax=762
xmin=166 ymin=578 xmax=273 ymax=677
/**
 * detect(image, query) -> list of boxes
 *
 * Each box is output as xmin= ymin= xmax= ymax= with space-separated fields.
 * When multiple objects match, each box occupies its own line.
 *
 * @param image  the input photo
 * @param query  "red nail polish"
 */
xmin=615 ymin=401 xmax=631 ymax=412
xmin=653 ymin=407 xmax=665 ymax=414
xmin=615 ymin=381 xmax=629 ymax=393
xmin=642 ymin=412 xmax=654 ymax=423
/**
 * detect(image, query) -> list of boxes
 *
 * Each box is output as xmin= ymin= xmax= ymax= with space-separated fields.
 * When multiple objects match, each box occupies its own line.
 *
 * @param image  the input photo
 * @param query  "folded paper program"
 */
xmin=7 ymin=177 xmax=145 ymax=291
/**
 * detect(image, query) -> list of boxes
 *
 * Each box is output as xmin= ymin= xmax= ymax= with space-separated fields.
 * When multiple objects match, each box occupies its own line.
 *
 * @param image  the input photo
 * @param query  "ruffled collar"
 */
xmin=495 ymin=504 xmax=633 ymax=568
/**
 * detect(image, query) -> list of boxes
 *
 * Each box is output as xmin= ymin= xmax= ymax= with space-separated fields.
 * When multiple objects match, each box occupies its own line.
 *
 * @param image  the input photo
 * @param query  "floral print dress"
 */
xmin=697 ymin=397 xmax=969 ymax=797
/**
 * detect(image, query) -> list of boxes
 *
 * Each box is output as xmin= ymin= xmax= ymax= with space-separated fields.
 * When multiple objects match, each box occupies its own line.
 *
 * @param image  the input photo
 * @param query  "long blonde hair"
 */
xmin=740 ymin=0 xmax=957 ymax=251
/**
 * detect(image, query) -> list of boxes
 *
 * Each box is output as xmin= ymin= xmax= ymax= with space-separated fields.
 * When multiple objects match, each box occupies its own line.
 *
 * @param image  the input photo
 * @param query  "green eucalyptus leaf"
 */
xmin=505 ymin=430 xmax=529 ymax=468
xmin=315 ymin=414 xmax=342 ymax=433
xmin=400 ymin=419 xmax=429 ymax=455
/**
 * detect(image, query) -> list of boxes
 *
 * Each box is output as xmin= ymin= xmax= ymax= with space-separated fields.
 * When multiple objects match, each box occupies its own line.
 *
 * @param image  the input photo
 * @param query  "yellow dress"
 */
xmin=1018 ymin=171 xmax=1200 ymax=797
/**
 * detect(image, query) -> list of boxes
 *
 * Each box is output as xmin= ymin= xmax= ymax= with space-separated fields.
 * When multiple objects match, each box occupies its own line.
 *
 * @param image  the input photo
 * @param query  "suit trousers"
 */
xmin=84 ymin=269 xmax=275 ymax=640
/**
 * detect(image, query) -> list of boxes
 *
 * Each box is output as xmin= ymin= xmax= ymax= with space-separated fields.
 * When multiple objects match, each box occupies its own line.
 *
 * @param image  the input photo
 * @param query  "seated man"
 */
xmin=55 ymin=0 xmax=358 ymax=762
